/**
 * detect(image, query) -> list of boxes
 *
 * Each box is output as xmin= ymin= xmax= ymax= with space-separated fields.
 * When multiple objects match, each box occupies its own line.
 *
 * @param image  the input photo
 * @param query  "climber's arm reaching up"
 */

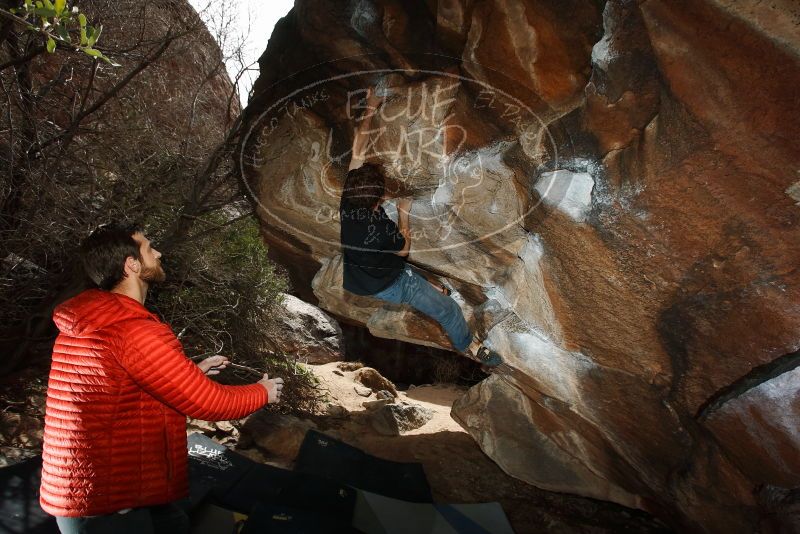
xmin=395 ymin=198 xmax=412 ymax=257
xmin=349 ymin=86 xmax=384 ymax=171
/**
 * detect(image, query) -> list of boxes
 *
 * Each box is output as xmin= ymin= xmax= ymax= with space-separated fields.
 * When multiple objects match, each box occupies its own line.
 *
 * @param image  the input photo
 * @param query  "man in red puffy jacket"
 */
xmin=40 ymin=221 xmax=284 ymax=534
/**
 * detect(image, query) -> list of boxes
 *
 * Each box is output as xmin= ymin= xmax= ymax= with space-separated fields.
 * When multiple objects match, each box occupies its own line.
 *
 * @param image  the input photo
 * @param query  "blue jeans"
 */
xmin=372 ymin=264 xmax=473 ymax=352
xmin=55 ymin=502 xmax=189 ymax=534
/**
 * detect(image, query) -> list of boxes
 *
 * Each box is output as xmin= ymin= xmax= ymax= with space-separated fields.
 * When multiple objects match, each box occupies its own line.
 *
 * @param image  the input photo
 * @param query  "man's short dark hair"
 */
xmin=342 ymin=163 xmax=385 ymax=210
xmin=80 ymin=221 xmax=144 ymax=290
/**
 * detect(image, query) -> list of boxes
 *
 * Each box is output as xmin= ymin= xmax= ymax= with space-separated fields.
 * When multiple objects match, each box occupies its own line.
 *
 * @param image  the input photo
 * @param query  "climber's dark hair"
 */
xmin=341 ymin=163 xmax=385 ymax=210
xmin=80 ymin=220 xmax=144 ymax=290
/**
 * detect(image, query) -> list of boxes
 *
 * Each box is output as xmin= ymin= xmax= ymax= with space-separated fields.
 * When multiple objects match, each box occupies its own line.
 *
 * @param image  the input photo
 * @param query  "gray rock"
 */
xmin=354 ymin=385 xmax=373 ymax=397
xmin=362 ymin=398 xmax=393 ymax=411
xmin=369 ymin=402 xmax=434 ymax=436
xmin=451 ymin=375 xmax=639 ymax=508
xmin=704 ymin=366 xmax=800 ymax=487
xmin=266 ymin=293 xmax=344 ymax=365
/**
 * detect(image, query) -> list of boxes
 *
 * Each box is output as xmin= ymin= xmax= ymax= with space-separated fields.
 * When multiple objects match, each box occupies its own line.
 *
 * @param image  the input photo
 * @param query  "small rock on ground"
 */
xmin=354 ymin=385 xmax=373 ymax=397
xmin=362 ymin=398 xmax=394 ymax=411
xmin=369 ymin=401 xmax=434 ymax=437
xmin=355 ymin=367 xmax=398 ymax=397
xmin=337 ymin=361 xmax=364 ymax=372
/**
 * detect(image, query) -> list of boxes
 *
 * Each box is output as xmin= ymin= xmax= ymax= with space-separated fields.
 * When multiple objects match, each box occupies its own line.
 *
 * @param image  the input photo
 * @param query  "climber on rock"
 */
xmin=339 ymin=85 xmax=502 ymax=369
xmin=39 ymin=222 xmax=284 ymax=533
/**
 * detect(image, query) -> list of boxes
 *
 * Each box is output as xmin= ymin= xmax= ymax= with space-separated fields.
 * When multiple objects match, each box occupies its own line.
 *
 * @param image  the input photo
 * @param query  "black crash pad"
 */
xmin=294 ymin=430 xmax=433 ymax=503
xmin=0 ymin=456 xmax=58 ymax=534
xmin=239 ymin=502 xmax=359 ymax=534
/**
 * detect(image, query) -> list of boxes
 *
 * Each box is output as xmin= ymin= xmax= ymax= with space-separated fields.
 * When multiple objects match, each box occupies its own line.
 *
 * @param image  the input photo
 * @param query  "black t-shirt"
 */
xmin=339 ymin=199 xmax=406 ymax=295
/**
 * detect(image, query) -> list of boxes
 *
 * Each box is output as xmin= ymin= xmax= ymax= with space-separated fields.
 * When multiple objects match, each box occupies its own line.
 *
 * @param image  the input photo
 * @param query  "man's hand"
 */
xmin=258 ymin=373 xmax=284 ymax=404
xmin=197 ymin=355 xmax=229 ymax=376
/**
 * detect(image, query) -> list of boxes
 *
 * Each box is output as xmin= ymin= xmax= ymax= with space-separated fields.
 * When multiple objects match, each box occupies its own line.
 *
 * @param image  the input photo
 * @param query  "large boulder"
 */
xmin=237 ymin=1 xmax=800 ymax=531
xmin=701 ymin=357 xmax=800 ymax=489
xmin=266 ymin=293 xmax=344 ymax=364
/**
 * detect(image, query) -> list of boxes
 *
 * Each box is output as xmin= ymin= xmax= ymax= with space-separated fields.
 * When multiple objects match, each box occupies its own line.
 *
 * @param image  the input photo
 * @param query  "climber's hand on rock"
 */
xmin=259 ymin=374 xmax=284 ymax=404
xmin=198 ymin=355 xmax=229 ymax=375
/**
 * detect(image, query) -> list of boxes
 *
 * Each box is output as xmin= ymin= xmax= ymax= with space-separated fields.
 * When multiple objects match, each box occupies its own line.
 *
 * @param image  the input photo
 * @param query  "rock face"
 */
xmin=265 ymin=293 xmax=344 ymax=364
xmin=238 ymin=1 xmax=800 ymax=531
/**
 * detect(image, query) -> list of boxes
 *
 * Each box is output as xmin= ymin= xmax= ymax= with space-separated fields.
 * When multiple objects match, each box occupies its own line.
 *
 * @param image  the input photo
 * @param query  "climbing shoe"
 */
xmin=476 ymin=346 xmax=503 ymax=367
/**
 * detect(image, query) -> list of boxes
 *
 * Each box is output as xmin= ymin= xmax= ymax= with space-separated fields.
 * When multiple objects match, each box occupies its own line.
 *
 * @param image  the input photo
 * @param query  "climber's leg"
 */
xmin=407 ymin=265 xmax=450 ymax=296
xmin=371 ymin=266 xmax=502 ymax=366
xmin=391 ymin=264 xmax=473 ymax=352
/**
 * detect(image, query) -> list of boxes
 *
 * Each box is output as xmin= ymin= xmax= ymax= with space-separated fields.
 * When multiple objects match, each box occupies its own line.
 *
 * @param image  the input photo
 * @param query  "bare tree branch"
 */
xmin=0 ymin=44 xmax=44 ymax=72
xmin=29 ymin=31 xmax=180 ymax=156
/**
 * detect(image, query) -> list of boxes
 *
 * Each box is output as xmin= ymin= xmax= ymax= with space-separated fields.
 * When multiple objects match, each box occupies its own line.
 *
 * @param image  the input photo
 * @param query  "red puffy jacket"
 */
xmin=39 ymin=288 xmax=268 ymax=517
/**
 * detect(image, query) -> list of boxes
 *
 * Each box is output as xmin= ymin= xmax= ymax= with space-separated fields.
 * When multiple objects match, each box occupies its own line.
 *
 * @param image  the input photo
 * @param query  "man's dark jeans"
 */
xmin=55 ymin=502 xmax=189 ymax=534
xmin=372 ymin=263 xmax=473 ymax=351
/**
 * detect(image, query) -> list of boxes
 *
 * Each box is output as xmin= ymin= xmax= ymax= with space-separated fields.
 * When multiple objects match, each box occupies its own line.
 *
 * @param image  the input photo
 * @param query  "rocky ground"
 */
xmin=1 ymin=361 xmax=669 ymax=533
xmin=208 ymin=362 xmax=670 ymax=534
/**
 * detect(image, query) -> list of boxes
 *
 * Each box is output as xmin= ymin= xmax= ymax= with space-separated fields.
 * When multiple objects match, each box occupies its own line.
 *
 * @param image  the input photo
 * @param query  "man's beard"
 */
xmin=141 ymin=261 xmax=166 ymax=283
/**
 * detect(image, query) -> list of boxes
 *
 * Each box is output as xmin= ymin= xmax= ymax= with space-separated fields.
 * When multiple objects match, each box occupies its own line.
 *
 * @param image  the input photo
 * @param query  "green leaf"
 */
xmin=79 ymin=14 xmax=87 ymax=45
xmin=100 ymin=54 xmax=120 ymax=67
xmin=35 ymin=1 xmax=43 ymax=8
xmin=82 ymin=48 xmax=119 ymax=67
xmin=24 ymin=0 xmax=33 ymax=10
xmin=8 ymin=7 xmax=16 ymax=14
xmin=88 ymin=24 xmax=101 ymax=46
xmin=33 ymin=7 xmax=56 ymax=17
xmin=54 ymin=0 xmax=65 ymax=16
xmin=46 ymin=36 xmax=55 ymax=53
xmin=42 ymin=0 xmax=54 ymax=10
